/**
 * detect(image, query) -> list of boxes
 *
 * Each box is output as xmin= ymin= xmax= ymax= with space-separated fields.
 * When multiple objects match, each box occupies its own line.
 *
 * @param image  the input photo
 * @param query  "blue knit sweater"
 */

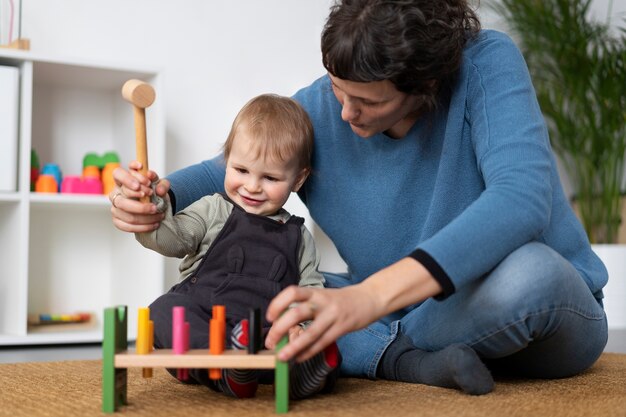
xmin=167 ymin=30 xmax=607 ymax=300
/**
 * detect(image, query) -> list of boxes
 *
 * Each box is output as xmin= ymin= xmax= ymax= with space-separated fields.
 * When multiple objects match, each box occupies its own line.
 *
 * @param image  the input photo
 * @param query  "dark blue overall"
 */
xmin=150 ymin=195 xmax=304 ymax=356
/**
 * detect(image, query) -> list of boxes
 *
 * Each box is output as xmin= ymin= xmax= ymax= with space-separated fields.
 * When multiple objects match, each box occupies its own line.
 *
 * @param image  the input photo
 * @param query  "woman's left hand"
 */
xmin=265 ymin=284 xmax=383 ymax=362
xmin=266 ymin=257 xmax=443 ymax=362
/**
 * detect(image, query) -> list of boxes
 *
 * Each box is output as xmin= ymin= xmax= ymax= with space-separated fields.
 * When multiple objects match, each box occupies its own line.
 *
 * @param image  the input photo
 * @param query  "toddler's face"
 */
xmin=224 ymin=132 xmax=307 ymax=216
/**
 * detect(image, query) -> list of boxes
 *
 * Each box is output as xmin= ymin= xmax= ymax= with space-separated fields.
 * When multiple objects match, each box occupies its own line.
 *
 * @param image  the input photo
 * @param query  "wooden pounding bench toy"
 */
xmin=102 ymin=305 xmax=290 ymax=413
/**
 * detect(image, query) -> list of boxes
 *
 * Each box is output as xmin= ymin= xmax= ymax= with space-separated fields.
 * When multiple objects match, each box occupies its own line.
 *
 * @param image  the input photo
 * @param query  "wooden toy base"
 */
xmin=115 ymin=349 xmax=278 ymax=369
xmin=0 ymin=38 xmax=30 ymax=50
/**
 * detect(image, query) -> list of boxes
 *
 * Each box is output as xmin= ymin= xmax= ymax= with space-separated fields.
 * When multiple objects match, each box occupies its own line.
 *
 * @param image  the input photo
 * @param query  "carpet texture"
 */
xmin=1 ymin=353 xmax=625 ymax=417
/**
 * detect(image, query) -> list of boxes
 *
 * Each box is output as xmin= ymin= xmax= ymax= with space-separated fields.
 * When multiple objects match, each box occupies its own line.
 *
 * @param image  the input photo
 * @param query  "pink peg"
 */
xmin=172 ymin=306 xmax=189 ymax=381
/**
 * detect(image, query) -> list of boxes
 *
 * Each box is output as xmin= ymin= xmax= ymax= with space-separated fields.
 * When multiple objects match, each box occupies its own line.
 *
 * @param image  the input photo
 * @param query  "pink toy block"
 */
xmin=172 ymin=306 xmax=189 ymax=381
xmin=61 ymin=176 xmax=103 ymax=194
xmin=83 ymin=177 xmax=103 ymax=194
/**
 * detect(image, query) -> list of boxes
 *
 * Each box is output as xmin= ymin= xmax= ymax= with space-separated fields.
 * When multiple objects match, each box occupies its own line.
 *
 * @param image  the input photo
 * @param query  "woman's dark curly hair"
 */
xmin=322 ymin=0 xmax=481 ymax=109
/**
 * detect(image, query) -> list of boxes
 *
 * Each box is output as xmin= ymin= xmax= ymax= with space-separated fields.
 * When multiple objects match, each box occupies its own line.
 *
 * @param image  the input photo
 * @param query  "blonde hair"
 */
xmin=223 ymin=94 xmax=314 ymax=171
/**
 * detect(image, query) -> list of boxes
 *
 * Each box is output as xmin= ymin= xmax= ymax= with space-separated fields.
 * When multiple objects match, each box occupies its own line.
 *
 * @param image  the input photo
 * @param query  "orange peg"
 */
xmin=209 ymin=305 xmax=226 ymax=380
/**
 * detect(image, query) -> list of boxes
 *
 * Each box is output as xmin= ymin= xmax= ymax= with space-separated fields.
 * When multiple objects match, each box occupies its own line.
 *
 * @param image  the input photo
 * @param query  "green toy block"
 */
xmin=83 ymin=153 xmax=101 ymax=169
xmin=83 ymin=152 xmax=121 ymax=169
xmin=102 ymin=151 xmax=120 ymax=165
xmin=30 ymin=149 xmax=39 ymax=191
xmin=102 ymin=306 xmax=128 ymax=413
xmin=274 ymin=335 xmax=289 ymax=414
xmin=31 ymin=149 xmax=39 ymax=169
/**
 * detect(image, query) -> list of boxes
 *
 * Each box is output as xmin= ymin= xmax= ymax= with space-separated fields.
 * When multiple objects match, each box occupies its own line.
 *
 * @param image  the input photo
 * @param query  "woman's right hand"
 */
xmin=110 ymin=161 xmax=170 ymax=233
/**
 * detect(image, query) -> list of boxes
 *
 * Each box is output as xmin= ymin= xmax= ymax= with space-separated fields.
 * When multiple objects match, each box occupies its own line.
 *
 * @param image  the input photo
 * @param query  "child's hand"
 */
xmin=289 ymin=325 xmax=305 ymax=342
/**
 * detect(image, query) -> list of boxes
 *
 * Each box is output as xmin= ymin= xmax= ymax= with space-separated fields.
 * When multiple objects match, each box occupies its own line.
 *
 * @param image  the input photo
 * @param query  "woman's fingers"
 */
xmin=266 ymin=302 xmax=311 ymax=348
xmin=111 ymin=215 xmax=160 ymax=233
xmin=109 ymin=163 xmax=169 ymax=232
xmin=266 ymin=286 xmax=348 ymax=361
xmin=276 ymin=312 xmax=336 ymax=362
xmin=110 ymin=200 xmax=163 ymax=232
xmin=113 ymin=164 xmax=142 ymax=190
xmin=266 ymin=285 xmax=311 ymax=322
xmin=265 ymin=286 xmax=315 ymax=347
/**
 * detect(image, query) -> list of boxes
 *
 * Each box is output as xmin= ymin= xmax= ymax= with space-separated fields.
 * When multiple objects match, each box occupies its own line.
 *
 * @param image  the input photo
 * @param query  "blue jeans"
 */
xmin=325 ymin=242 xmax=608 ymax=379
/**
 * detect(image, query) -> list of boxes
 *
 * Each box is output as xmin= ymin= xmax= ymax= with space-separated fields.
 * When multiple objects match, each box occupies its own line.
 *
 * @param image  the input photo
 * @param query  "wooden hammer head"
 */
xmin=122 ymin=79 xmax=155 ymax=108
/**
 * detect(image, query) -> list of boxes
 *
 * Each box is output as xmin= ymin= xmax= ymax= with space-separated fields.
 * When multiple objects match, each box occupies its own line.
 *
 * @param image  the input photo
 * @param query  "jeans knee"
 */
xmin=488 ymin=242 xmax=580 ymax=307
xmin=488 ymin=311 xmax=607 ymax=378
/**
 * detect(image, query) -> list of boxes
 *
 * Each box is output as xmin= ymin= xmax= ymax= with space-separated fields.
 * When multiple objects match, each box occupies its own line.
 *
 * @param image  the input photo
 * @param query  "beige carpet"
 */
xmin=1 ymin=353 xmax=625 ymax=417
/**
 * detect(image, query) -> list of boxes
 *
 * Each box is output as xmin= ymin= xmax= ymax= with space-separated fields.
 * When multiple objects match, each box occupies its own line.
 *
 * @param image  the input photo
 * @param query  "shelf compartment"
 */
xmin=27 ymin=204 xmax=164 ymax=342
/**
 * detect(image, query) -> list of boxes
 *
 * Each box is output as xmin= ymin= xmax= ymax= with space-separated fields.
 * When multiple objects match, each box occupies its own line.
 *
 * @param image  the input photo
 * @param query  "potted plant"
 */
xmin=492 ymin=0 xmax=626 ymax=243
xmin=492 ymin=0 xmax=626 ymax=328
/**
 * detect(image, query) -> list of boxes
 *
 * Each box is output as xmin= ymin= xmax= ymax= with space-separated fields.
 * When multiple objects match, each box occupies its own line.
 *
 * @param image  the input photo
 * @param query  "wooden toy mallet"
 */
xmin=121 ymin=79 xmax=155 ymax=203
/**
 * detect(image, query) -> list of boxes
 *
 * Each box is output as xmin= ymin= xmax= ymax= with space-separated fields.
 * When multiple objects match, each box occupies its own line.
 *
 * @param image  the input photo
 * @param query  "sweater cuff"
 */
xmin=409 ymin=249 xmax=455 ymax=300
xmin=167 ymin=189 xmax=177 ymax=214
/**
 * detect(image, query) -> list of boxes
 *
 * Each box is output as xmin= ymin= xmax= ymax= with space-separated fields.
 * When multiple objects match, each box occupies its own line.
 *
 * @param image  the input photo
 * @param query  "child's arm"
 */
xmin=135 ymin=194 xmax=223 ymax=258
xmin=297 ymin=225 xmax=326 ymax=289
xmin=288 ymin=225 xmax=325 ymax=337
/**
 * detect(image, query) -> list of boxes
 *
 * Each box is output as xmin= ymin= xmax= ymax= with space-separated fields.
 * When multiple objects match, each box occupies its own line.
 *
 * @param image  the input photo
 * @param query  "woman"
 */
xmin=111 ymin=0 xmax=608 ymax=392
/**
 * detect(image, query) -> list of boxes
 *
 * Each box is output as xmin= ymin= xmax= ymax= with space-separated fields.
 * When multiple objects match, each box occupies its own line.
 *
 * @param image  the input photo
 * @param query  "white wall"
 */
xmin=17 ymin=0 xmax=626 ymax=280
xmin=18 ymin=0 xmax=334 ymax=281
xmin=21 ymin=0 xmax=333 ymax=172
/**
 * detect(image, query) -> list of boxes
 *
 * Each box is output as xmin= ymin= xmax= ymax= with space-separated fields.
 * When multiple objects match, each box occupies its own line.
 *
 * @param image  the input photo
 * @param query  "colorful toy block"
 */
xmin=28 ymin=312 xmax=92 ymax=326
xmin=102 ymin=162 xmax=120 ymax=195
xmin=35 ymin=174 xmax=58 ymax=193
xmin=61 ymin=176 xmax=103 ymax=194
xmin=83 ymin=151 xmax=120 ymax=169
xmin=83 ymin=165 xmax=101 ymax=179
xmin=41 ymin=163 xmax=62 ymax=192
xmin=30 ymin=149 xmax=40 ymax=191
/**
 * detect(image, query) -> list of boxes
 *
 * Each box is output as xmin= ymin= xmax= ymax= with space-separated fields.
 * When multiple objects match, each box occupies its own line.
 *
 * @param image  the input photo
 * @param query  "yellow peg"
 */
xmin=137 ymin=307 xmax=153 ymax=378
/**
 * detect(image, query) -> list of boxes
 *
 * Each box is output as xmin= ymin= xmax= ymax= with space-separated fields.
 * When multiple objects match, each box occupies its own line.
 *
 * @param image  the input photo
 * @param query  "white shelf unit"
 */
xmin=0 ymin=50 xmax=166 ymax=345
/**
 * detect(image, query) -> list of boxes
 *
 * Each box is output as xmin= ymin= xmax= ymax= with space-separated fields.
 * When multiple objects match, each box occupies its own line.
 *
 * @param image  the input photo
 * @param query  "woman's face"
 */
xmin=328 ymin=74 xmax=423 ymax=139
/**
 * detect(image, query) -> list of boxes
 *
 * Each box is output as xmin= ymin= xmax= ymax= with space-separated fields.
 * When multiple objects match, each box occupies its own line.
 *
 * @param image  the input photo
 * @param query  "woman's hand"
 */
xmin=265 ymin=257 xmax=443 ymax=362
xmin=110 ymin=160 xmax=170 ymax=233
xmin=265 ymin=284 xmax=384 ymax=362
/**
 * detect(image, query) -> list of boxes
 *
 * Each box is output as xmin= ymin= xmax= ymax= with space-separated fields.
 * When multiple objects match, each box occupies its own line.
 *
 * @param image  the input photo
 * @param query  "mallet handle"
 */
xmin=134 ymin=107 xmax=149 ymax=171
xmin=122 ymin=79 xmax=155 ymax=204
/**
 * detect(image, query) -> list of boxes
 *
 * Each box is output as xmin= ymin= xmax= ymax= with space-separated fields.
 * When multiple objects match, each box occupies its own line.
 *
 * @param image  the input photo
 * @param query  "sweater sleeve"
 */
xmin=416 ymin=32 xmax=554 ymax=297
xmin=166 ymin=154 xmax=227 ymax=213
